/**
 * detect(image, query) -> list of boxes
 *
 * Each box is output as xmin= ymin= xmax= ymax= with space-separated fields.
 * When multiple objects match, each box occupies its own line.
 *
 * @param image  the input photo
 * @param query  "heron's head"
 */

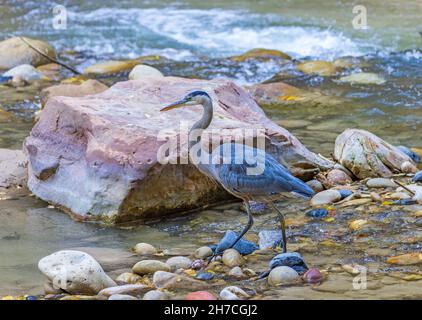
xmin=160 ymin=90 xmax=211 ymax=112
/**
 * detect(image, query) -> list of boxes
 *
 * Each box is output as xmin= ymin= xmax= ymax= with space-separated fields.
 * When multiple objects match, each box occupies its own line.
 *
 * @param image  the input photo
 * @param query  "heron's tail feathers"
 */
xmin=0 ymin=76 xmax=12 ymax=84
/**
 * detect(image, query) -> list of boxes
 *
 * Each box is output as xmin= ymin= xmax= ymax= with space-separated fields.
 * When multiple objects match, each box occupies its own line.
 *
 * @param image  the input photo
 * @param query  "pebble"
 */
xmin=310 ymin=190 xmax=342 ymax=206
xmin=258 ymin=230 xmax=283 ymax=249
xmin=387 ymin=253 xmax=422 ymax=265
xmin=133 ymin=243 xmax=157 ymax=255
xmin=185 ymin=291 xmax=216 ymax=300
xmin=338 ymin=189 xmax=353 ymax=198
xmin=305 ymin=208 xmax=328 ymax=219
xmin=166 ymin=256 xmax=192 ymax=271
xmin=195 ymin=271 xmax=214 ymax=281
xmin=337 ymin=72 xmax=386 ymax=85
xmin=370 ymin=192 xmax=382 ymax=202
xmin=190 ymin=259 xmax=206 ymax=270
xmin=269 ymin=252 xmax=308 ymax=274
xmin=222 ymin=249 xmax=244 ymax=267
xmin=268 ymin=266 xmax=300 ymax=286
xmin=215 ymin=230 xmax=258 ymax=255
xmin=219 ymin=286 xmax=250 ymax=300
xmin=412 ymin=171 xmax=422 ymax=183
xmin=152 ymin=271 xmax=207 ymax=290
xmin=128 ymin=64 xmax=163 ymax=80
xmin=38 ymin=250 xmax=116 ymax=295
xmin=349 ymin=219 xmax=368 ymax=231
xmin=115 ymin=272 xmax=142 ymax=284
xmin=132 ymin=260 xmax=171 ymax=275
xmin=306 ymin=180 xmax=324 ymax=192
xmin=98 ymin=284 xmax=149 ymax=297
xmin=390 ymin=192 xmax=410 ymax=200
xmin=194 ymin=246 xmax=213 ymax=259
xmin=397 ymin=146 xmax=420 ymax=163
xmin=366 ymin=178 xmax=396 ymax=188
xmin=228 ymin=266 xmax=245 ymax=278
xmin=303 ymin=268 xmax=324 ymax=284
xmin=3 ymin=64 xmax=46 ymax=83
xmin=393 ymin=199 xmax=417 ymax=205
xmin=109 ymin=294 xmax=138 ymax=300
xmin=326 ymin=169 xmax=352 ymax=186
xmin=401 ymin=161 xmax=418 ymax=174
xmin=143 ymin=290 xmax=170 ymax=300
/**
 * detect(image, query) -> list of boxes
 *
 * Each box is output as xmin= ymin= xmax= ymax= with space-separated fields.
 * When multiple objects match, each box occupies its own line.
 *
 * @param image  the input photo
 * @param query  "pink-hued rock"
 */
xmin=185 ymin=291 xmax=217 ymax=300
xmin=24 ymin=77 xmax=332 ymax=223
xmin=334 ymin=129 xmax=416 ymax=179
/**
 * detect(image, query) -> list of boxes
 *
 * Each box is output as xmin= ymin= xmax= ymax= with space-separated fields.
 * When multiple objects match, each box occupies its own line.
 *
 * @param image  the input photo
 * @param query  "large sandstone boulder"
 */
xmin=334 ymin=129 xmax=417 ymax=179
xmin=24 ymin=77 xmax=332 ymax=223
xmin=0 ymin=37 xmax=56 ymax=70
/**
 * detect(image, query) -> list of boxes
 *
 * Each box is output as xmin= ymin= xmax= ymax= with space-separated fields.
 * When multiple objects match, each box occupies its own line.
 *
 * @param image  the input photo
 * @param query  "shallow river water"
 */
xmin=0 ymin=0 xmax=421 ymax=298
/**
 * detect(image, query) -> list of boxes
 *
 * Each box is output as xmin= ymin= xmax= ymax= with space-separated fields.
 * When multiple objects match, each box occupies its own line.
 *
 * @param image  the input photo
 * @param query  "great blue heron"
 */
xmin=160 ymin=90 xmax=314 ymax=256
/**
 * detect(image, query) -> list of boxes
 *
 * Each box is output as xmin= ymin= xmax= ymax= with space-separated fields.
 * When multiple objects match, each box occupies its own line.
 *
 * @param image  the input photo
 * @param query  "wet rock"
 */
xmin=185 ymin=291 xmax=217 ymax=300
xmin=393 ymin=199 xmax=417 ymax=205
xmin=370 ymin=192 xmax=382 ymax=202
xmin=38 ymin=250 xmax=116 ymax=295
xmin=37 ymin=63 xmax=61 ymax=80
xmin=310 ymin=190 xmax=342 ymax=206
xmin=349 ymin=219 xmax=368 ymax=231
xmin=0 ymin=149 xmax=27 ymax=188
xmin=268 ymin=266 xmax=299 ymax=286
xmin=98 ymin=284 xmax=149 ymax=297
xmin=128 ymin=65 xmax=163 ymax=80
xmin=305 ymin=208 xmax=328 ymax=219
xmin=0 ymin=36 xmax=56 ymax=69
xmin=387 ymin=253 xmax=422 ymax=265
xmin=397 ymin=146 xmax=420 ymax=163
xmin=296 ymin=60 xmax=337 ymax=76
xmin=336 ymin=72 xmax=386 ymax=85
xmin=44 ymin=281 xmax=65 ymax=295
xmin=334 ymin=129 xmax=415 ymax=179
xmin=132 ymin=260 xmax=171 ymax=275
xmin=412 ymin=171 xmax=422 ymax=183
xmin=338 ymin=189 xmax=353 ymax=198
xmin=166 ymin=256 xmax=192 ymax=271
xmin=269 ymin=252 xmax=308 ymax=274
xmin=3 ymin=64 xmax=46 ymax=83
xmin=401 ymin=161 xmax=418 ymax=174
xmin=195 ymin=271 xmax=214 ymax=281
xmin=258 ymin=230 xmax=283 ymax=249
xmin=194 ymin=246 xmax=213 ymax=259
xmin=303 ymin=268 xmax=324 ymax=284
xmin=115 ymin=272 xmax=142 ymax=284
xmin=25 ymin=77 xmax=331 ymax=223
xmin=228 ymin=266 xmax=245 ymax=278
xmin=220 ymin=286 xmax=250 ymax=300
xmin=133 ymin=243 xmax=157 ymax=255
xmin=152 ymin=271 xmax=208 ymax=290
xmin=40 ymin=79 xmax=108 ymax=107
xmin=109 ymin=294 xmax=138 ymax=300
xmin=230 ymin=48 xmax=291 ymax=62
xmin=143 ymin=290 xmax=169 ymax=300
xmin=84 ymin=60 xmax=140 ymax=74
xmin=366 ymin=178 xmax=396 ymax=188
xmin=326 ymin=169 xmax=352 ymax=186
xmin=216 ymin=230 xmax=258 ymax=255
xmin=222 ymin=249 xmax=244 ymax=267
xmin=191 ymin=259 xmax=206 ymax=270
xmin=306 ymin=179 xmax=324 ymax=192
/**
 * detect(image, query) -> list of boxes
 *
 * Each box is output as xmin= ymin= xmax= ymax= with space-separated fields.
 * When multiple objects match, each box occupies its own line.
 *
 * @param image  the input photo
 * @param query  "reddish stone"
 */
xmin=185 ymin=291 xmax=217 ymax=300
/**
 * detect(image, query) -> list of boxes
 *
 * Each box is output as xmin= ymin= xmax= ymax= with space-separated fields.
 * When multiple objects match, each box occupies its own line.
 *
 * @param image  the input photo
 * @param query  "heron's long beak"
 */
xmin=160 ymin=98 xmax=189 ymax=112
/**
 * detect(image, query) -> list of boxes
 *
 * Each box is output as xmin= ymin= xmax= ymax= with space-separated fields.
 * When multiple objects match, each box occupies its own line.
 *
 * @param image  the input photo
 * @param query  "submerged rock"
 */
xmin=24 ymin=77 xmax=331 ymax=223
xmin=128 ymin=65 xmax=163 ymax=80
xmin=0 ymin=149 xmax=27 ymax=188
xmin=305 ymin=208 xmax=328 ymax=219
xmin=230 ymin=48 xmax=292 ymax=62
xmin=215 ymin=230 xmax=258 ymax=255
xmin=38 ymin=250 xmax=116 ymax=295
xmin=366 ymin=178 xmax=396 ymax=188
xmin=334 ymin=129 xmax=416 ymax=179
xmin=152 ymin=271 xmax=207 ymax=290
xmin=185 ymin=291 xmax=216 ymax=300
xmin=166 ymin=256 xmax=192 ymax=270
xmin=296 ymin=60 xmax=337 ymax=76
xmin=222 ymin=249 xmax=244 ymax=267
xmin=220 ymin=286 xmax=250 ymax=300
xmin=303 ymin=268 xmax=324 ymax=284
xmin=0 ymin=36 xmax=56 ymax=69
xmin=336 ymin=72 xmax=386 ymax=85
xmin=268 ymin=266 xmax=299 ymax=286
xmin=109 ymin=294 xmax=138 ymax=300
xmin=133 ymin=243 xmax=157 ymax=255
xmin=194 ymin=246 xmax=213 ymax=259
xmin=84 ymin=60 xmax=139 ymax=74
xmin=143 ymin=290 xmax=170 ymax=300
xmin=98 ymin=284 xmax=149 ymax=297
xmin=115 ymin=272 xmax=142 ymax=284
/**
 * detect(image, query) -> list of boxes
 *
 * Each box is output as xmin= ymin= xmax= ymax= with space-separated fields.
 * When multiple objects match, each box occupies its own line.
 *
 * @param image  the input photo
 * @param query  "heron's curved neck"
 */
xmin=188 ymin=97 xmax=213 ymax=152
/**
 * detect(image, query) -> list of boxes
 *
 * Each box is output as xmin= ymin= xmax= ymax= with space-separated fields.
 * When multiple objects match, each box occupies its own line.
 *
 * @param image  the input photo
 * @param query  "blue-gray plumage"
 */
xmin=161 ymin=90 xmax=314 ymax=257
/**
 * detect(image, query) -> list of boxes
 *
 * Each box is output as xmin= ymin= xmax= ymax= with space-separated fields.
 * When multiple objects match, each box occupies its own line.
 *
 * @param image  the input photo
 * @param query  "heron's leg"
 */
xmin=208 ymin=201 xmax=254 ymax=264
xmin=268 ymin=202 xmax=287 ymax=253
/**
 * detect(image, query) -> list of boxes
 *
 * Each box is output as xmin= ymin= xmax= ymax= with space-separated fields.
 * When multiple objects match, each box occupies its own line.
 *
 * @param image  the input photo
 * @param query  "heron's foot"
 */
xmin=257 ymin=270 xmax=270 ymax=279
